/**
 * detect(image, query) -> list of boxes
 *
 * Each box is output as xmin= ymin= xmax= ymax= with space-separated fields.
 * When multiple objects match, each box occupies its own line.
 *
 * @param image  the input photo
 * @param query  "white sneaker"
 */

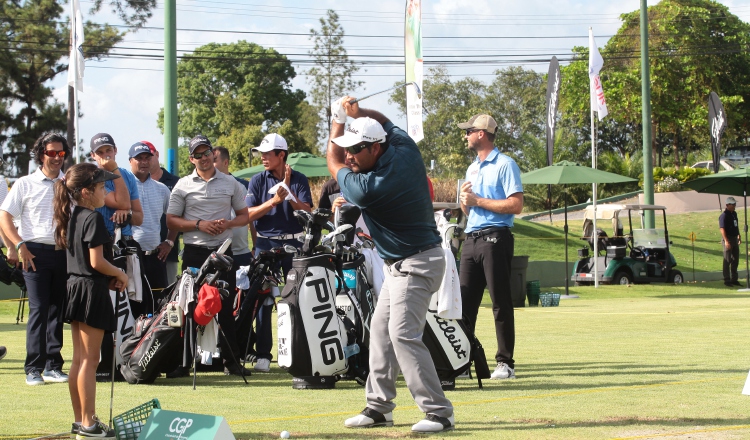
xmin=411 ymin=414 xmax=455 ymax=433
xmin=344 ymin=408 xmax=393 ymax=428
xmin=254 ymin=358 xmax=271 ymax=373
xmin=491 ymin=362 xmax=515 ymax=379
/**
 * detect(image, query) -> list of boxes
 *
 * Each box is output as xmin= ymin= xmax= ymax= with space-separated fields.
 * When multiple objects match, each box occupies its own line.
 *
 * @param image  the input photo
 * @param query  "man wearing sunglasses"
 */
xmin=328 ymin=98 xmax=453 ymax=434
xmin=166 ymin=135 xmax=250 ymax=377
xmin=457 ymin=114 xmax=523 ymax=382
xmin=0 ymin=133 xmax=70 ymax=386
xmin=246 ymin=133 xmax=312 ymax=373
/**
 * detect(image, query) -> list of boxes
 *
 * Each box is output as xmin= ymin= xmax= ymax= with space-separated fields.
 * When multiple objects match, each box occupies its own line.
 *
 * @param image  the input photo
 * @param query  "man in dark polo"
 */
xmin=246 ymin=133 xmax=312 ymax=373
xmin=719 ymin=196 xmax=741 ymax=287
xmin=166 ymin=135 xmax=250 ymax=376
xmin=328 ymin=98 xmax=453 ymax=434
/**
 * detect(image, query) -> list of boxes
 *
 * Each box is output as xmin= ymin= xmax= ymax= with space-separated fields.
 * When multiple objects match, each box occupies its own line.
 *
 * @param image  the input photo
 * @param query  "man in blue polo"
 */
xmin=246 ymin=133 xmax=312 ymax=373
xmin=89 ymin=133 xmax=143 ymax=239
xmin=457 ymin=113 xmax=524 ymax=381
xmin=328 ymin=97 xmax=453 ymax=434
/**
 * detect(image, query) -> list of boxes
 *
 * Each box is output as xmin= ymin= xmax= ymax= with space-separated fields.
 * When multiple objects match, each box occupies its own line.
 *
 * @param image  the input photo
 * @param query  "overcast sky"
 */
xmin=50 ymin=0 xmax=750 ymax=170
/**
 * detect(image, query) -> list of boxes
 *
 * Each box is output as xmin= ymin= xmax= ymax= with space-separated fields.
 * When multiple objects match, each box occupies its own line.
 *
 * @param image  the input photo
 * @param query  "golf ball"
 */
xmin=280 ymin=430 xmax=291 ymax=439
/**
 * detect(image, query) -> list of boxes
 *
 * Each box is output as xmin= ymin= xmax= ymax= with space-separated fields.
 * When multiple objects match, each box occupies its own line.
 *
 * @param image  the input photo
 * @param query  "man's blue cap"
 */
xmin=128 ymin=142 xmax=154 ymax=160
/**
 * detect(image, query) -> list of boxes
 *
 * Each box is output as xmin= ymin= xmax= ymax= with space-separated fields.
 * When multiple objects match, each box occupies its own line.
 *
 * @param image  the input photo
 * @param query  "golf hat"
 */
xmin=140 ymin=140 xmax=157 ymax=155
xmin=253 ymin=133 xmax=288 ymax=153
xmin=193 ymin=284 xmax=222 ymax=326
xmin=90 ymin=133 xmax=116 ymax=153
xmin=128 ymin=142 xmax=154 ymax=160
xmin=331 ymin=117 xmax=387 ymax=148
xmin=726 ymin=196 xmax=737 ymax=205
xmin=78 ymin=167 xmax=120 ymax=190
xmin=457 ymin=114 xmax=498 ymax=134
xmin=188 ymin=135 xmax=212 ymax=154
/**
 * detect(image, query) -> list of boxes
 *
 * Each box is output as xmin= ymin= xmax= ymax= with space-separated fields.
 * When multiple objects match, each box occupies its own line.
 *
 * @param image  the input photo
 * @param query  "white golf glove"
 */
xmin=331 ymin=98 xmax=347 ymax=124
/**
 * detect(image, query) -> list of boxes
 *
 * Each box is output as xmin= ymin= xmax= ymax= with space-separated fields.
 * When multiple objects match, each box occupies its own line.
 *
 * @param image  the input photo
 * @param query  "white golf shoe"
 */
xmin=344 ymin=408 xmax=393 ymax=428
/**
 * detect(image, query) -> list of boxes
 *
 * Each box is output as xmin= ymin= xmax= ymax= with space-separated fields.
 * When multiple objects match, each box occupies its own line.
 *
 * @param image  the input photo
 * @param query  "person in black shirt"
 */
xmin=719 ymin=196 xmax=741 ymax=287
xmin=53 ymin=163 xmax=128 ymax=439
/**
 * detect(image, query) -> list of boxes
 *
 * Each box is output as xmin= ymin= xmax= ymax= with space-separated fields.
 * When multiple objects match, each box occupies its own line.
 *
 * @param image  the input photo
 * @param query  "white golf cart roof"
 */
xmin=584 ymin=204 xmax=667 ymax=221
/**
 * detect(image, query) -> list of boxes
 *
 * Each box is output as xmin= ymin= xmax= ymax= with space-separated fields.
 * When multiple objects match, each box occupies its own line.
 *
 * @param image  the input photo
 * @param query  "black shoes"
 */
xmin=166 ymin=366 xmax=190 ymax=379
xmin=224 ymin=365 xmax=252 ymax=376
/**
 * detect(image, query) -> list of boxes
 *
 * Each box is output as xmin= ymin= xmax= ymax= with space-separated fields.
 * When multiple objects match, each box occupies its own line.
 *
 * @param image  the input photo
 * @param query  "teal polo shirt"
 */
xmin=464 ymin=147 xmax=523 ymax=233
xmin=337 ymin=121 xmax=439 ymax=260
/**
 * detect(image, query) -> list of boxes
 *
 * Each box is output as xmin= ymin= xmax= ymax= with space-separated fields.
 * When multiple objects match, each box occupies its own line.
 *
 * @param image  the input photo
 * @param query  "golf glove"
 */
xmin=331 ymin=98 xmax=347 ymax=124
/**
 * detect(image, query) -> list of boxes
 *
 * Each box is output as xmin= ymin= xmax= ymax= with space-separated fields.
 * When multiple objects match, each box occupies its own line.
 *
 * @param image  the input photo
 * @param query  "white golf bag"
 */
xmin=277 ymin=253 xmax=350 ymax=386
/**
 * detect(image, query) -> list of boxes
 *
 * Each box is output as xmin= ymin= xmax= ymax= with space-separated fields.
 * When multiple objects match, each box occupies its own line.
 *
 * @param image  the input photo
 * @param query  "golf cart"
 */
xmin=571 ymin=204 xmax=683 ymax=285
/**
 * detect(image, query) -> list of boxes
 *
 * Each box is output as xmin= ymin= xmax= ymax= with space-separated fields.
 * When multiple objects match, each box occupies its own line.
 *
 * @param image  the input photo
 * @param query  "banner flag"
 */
xmin=588 ymin=28 xmax=608 ymax=120
xmin=67 ymin=0 xmax=85 ymax=91
xmin=405 ymin=0 xmax=424 ymax=142
xmin=545 ymin=56 xmax=561 ymax=166
xmin=708 ymin=91 xmax=727 ymax=174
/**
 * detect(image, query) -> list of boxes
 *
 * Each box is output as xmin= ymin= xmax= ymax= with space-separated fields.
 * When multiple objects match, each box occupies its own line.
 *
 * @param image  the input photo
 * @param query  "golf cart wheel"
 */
xmin=613 ymin=270 xmax=632 ymax=285
xmin=669 ymin=270 xmax=684 ymax=284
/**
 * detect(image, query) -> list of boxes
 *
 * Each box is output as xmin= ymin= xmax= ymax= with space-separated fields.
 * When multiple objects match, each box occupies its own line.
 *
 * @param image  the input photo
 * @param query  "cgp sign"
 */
xmin=140 ymin=409 xmax=235 ymax=440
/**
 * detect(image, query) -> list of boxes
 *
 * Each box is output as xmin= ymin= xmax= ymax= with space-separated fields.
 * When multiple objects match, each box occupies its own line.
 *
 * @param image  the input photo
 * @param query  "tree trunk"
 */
xmin=672 ymin=131 xmax=680 ymax=168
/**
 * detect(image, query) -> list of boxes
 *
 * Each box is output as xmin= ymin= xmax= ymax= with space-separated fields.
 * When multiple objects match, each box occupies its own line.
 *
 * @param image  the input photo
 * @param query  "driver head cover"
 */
xmin=194 ymin=284 xmax=222 ymax=326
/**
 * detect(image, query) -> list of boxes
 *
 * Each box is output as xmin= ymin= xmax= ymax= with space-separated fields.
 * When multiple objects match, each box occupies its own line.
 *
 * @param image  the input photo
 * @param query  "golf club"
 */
xmin=350 ymin=81 xmax=422 ymax=105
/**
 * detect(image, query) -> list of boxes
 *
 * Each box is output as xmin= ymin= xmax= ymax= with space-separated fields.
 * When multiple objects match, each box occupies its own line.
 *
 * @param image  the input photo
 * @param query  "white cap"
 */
xmin=253 ymin=133 xmax=288 ymax=153
xmin=332 ymin=117 xmax=387 ymax=148
xmin=726 ymin=196 xmax=737 ymax=205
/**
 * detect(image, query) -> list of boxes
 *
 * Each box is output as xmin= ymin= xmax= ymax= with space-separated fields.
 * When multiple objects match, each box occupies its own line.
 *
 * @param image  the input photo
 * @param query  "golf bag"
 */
xmin=423 ymin=315 xmax=492 ymax=389
xmin=277 ymin=253 xmax=350 ymax=382
xmin=118 ymin=281 xmax=182 ymax=384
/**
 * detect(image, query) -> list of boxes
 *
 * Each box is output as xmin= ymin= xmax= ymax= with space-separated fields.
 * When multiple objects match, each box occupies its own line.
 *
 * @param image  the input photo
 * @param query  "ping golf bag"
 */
xmin=278 ymin=208 xmax=358 ymax=389
xmin=277 ymin=252 xmax=350 ymax=387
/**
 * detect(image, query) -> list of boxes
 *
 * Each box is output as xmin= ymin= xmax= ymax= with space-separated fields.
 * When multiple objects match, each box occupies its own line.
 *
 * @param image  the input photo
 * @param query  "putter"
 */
xmin=350 ymin=81 xmax=422 ymax=104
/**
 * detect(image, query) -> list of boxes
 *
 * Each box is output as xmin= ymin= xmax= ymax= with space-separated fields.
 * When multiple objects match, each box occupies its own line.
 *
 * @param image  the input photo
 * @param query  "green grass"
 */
xmin=515 ymin=210 xmax=732 ymax=273
xmin=2 ymin=281 xmax=750 ymax=439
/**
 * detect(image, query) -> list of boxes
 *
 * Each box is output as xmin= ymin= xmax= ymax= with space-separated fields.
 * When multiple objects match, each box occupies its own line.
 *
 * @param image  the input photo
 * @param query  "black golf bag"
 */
xmin=118 ymin=280 xmax=182 ymax=384
xmin=423 ymin=293 xmax=491 ymax=390
xmin=277 ymin=253 xmax=350 ymax=388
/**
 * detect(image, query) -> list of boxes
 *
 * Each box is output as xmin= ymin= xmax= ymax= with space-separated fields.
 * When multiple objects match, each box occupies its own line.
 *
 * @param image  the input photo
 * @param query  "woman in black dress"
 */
xmin=53 ymin=163 xmax=128 ymax=439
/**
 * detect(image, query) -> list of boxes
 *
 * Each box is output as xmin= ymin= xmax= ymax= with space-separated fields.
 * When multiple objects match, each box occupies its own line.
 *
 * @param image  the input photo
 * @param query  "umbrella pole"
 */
xmin=548 ymin=184 xmax=553 ymax=224
xmin=564 ymin=188 xmax=569 ymax=296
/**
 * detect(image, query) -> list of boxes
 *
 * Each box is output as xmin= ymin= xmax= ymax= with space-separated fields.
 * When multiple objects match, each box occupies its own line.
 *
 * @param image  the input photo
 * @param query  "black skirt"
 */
xmin=63 ymin=276 xmax=116 ymax=332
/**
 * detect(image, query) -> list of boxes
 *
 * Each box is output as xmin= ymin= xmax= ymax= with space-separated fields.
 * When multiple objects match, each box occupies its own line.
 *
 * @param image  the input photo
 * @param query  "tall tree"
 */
xmin=307 ymin=9 xmax=362 ymax=145
xmin=157 ymin=41 xmax=311 ymax=170
xmin=0 ymin=0 xmax=154 ymax=177
xmin=559 ymin=0 xmax=750 ymax=167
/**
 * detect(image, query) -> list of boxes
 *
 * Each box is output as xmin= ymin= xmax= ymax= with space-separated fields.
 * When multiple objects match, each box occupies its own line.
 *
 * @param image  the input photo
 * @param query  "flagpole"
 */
xmin=591 ymin=108 xmax=598 ymax=288
xmin=74 ymin=73 xmax=80 ymax=164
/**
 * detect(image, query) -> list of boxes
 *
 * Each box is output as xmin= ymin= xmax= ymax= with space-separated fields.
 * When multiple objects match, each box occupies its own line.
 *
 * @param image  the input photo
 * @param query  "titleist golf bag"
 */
xmin=118 ymin=281 xmax=182 ymax=384
xmin=278 ymin=208 xmax=360 ymax=389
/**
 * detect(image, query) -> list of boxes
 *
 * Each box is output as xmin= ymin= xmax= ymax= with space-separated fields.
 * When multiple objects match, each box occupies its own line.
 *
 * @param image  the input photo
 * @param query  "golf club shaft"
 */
xmin=350 ymin=81 xmax=421 ymax=104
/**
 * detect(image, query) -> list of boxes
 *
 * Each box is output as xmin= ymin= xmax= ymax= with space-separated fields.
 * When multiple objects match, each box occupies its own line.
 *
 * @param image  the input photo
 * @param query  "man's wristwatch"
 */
xmin=195 ymin=220 xmax=201 ymax=231
xmin=164 ymin=239 xmax=174 ymax=247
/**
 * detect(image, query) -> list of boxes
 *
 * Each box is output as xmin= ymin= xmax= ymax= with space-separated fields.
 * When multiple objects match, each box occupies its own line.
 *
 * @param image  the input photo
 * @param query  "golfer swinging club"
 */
xmin=327 ymin=96 xmax=454 ymax=434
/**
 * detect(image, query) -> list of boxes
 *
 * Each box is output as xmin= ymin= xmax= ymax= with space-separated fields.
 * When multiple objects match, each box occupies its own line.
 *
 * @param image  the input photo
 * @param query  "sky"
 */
xmin=49 ymin=0 xmax=750 ymax=171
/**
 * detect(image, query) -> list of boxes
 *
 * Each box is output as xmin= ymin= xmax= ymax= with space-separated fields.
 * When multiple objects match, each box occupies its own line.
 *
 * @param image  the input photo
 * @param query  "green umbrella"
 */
xmin=682 ymin=168 xmax=750 ymax=289
xmin=521 ymin=160 xmax=637 ymax=295
xmin=233 ymin=152 xmax=331 ymax=179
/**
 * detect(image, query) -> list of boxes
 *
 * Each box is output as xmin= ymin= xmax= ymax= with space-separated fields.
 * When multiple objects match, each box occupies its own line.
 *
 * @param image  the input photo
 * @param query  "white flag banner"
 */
xmin=67 ymin=0 xmax=84 ymax=91
xmin=588 ymin=28 xmax=608 ymax=121
xmin=405 ymin=0 xmax=424 ymax=142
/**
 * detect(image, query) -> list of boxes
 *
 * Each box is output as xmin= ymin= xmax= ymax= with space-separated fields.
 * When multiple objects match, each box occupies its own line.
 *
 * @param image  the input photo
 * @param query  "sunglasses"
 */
xmin=347 ymin=143 xmax=371 ymax=155
xmin=465 ymin=129 xmax=482 ymax=136
xmin=191 ymin=148 xmax=213 ymax=159
xmin=43 ymin=150 xmax=66 ymax=158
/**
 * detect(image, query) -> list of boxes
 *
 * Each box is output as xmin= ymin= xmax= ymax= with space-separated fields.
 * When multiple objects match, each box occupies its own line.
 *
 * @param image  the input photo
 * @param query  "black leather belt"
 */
xmin=468 ymin=226 xmax=509 ymax=238
xmin=184 ymin=243 xmax=222 ymax=251
xmin=25 ymin=242 xmax=58 ymax=251
xmin=384 ymin=243 xmax=441 ymax=267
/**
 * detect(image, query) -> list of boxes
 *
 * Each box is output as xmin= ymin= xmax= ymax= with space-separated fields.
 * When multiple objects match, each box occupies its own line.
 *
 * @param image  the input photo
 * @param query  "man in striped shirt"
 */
xmin=129 ymin=142 xmax=177 ymax=307
xmin=0 ymin=133 xmax=70 ymax=386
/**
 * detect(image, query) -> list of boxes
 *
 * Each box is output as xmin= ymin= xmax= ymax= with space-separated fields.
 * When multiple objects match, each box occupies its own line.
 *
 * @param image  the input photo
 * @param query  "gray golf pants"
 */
xmin=365 ymin=247 xmax=453 ymax=419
